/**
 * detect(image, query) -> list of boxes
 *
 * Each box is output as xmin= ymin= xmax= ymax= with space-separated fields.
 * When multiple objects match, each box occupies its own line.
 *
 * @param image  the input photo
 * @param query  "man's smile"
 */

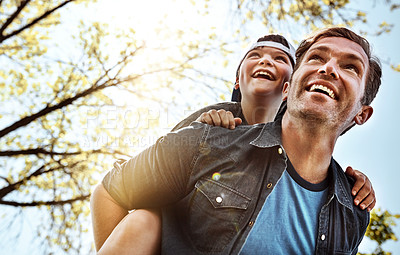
xmin=306 ymin=80 xmax=338 ymax=100
xmin=309 ymin=84 xmax=336 ymax=99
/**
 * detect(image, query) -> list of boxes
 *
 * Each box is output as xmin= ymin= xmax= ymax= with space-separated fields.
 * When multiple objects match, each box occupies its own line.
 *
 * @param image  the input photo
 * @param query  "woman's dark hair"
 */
xmin=232 ymin=34 xmax=294 ymax=102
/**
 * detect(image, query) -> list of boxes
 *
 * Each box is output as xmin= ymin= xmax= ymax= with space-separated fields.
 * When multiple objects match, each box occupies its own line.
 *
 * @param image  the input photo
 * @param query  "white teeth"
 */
xmin=309 ymin=84 xmax=336 ymax=99
xmin=255 ymin=71 xmax=272 ymax=79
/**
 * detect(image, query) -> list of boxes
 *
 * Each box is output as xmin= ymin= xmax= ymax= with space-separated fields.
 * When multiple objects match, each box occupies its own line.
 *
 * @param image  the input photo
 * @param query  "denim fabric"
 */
xmin=102 ymin=119 xmax=369 ymax=255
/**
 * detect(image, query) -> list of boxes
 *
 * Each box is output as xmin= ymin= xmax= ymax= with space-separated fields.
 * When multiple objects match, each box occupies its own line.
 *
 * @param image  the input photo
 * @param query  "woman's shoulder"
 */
xmin=171 ymin=102 xmax=242 ymax=131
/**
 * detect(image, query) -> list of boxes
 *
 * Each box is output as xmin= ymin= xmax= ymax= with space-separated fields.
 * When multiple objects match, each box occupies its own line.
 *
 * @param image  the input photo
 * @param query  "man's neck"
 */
xmin=281 ymin=113 xmax=337 ymax=184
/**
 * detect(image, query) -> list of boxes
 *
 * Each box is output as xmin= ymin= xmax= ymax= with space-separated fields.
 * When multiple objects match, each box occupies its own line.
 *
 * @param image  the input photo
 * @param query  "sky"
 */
xmin=2 ymin=0 xmax=399 ymax=254
xmin=331 ymin=3 xmax=400 ymax=253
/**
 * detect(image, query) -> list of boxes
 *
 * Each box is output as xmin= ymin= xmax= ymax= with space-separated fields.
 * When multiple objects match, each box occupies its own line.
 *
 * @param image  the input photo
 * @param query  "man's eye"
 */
xmin=345 ymin=64 xmax=359 ymax=74
xmin=309 ymin=55 xmax=322 ymax=61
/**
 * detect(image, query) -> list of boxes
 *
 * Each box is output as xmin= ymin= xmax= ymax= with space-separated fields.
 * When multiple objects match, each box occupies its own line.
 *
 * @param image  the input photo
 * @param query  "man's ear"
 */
xmin=282 ymin=82 xmax=290 ymax=101
xmin=354 ymin=105 xmax=373 ymax=125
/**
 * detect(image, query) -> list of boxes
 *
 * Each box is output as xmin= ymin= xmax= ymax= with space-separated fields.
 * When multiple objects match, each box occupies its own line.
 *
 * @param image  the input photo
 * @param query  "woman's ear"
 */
xmin=282 ymin=82 xmax=289 ymax=101
xmin=354 ymin=105 xmax=373 ymax=125
xmin=234 ymin=77 xmax=239 ymax=89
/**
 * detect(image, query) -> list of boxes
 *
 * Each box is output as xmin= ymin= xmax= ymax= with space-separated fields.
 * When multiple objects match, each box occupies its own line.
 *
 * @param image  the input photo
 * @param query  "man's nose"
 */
xmin=318 ymin=59 xmax=339 ymax=79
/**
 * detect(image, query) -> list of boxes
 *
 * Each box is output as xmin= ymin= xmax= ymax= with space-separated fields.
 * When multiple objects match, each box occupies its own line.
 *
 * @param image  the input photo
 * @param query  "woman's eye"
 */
xmin=275 ymin=56 xmax=288 ymax=63
xmin=247 ymin=52 xmax=260 ymax=58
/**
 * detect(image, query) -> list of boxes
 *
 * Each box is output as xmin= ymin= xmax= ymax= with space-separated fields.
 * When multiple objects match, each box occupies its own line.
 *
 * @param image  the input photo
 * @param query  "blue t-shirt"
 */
xmin=239 ymin=160 xmax=329 ymax=254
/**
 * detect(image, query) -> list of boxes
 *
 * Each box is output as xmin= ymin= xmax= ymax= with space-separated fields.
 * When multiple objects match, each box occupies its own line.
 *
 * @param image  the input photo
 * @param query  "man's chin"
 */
xmin=288 ymin=104 xmax=333 ymax=123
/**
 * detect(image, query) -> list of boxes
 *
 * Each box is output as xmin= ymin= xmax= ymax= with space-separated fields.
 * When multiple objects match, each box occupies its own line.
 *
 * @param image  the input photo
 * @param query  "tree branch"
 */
xmin=0 ymin=42 xmax=197 ymax=139
xmin=0 ymin=0 xmax=30 ymax=38
xmin=0 ymin=0 xmax=76 ymax=44
xmin=0 ymin=159 xmax=85 ymax=200
xmin=0 ymin=148 xmax=82 ymax=157
xmin=0 ymin=82 xmax=108 ymax=138
xmin=0 ymin=147 xmax=126 ymax=157
xmin=0 ymin=194 xmax=90 ymax=207
xmin=0 ymin=165 xmax=45 ymax=200
xmin=0 ymin=45 xmax=144 ymax=139
xmin=0 ymin=175 xmax=10 ymax=184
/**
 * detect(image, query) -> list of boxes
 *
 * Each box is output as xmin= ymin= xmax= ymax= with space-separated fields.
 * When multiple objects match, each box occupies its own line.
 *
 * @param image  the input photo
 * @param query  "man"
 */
xmin=91 ymin=27 xmax=381 ymax=254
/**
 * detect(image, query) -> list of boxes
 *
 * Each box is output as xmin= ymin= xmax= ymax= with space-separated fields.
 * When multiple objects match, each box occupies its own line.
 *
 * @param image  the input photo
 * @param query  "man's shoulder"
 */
xmin=330 ymin=159 xmax=369 ymax=216
xmin=330 ymin=159 xmax=355 ymax=195
xmin=330 ymin=159 xmax=354 ymax=185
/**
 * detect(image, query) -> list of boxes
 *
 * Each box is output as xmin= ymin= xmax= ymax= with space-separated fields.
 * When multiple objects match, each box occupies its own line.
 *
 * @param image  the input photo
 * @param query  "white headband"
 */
xmin=247 ymin=41 xmax=296 ymax=64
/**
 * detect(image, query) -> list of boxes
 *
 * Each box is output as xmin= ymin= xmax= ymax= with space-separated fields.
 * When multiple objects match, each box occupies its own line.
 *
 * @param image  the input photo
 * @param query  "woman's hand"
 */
xmin=345 ymin=166 xmax=376 ymax=212
xmin=196 ymin=109 xmax=242 ymax=129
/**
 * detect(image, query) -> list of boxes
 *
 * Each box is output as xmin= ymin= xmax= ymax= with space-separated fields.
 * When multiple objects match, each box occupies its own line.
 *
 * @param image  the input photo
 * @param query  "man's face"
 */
xmin=285 ymin=37 xmax=369 ymax=131
xmin=239 ymin=46 xmax=293 ymax=102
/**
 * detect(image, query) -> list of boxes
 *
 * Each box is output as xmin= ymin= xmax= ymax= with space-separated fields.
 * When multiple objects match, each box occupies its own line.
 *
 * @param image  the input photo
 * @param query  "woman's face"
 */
xmin=239 ymin=46 xmax=293 ymax=103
